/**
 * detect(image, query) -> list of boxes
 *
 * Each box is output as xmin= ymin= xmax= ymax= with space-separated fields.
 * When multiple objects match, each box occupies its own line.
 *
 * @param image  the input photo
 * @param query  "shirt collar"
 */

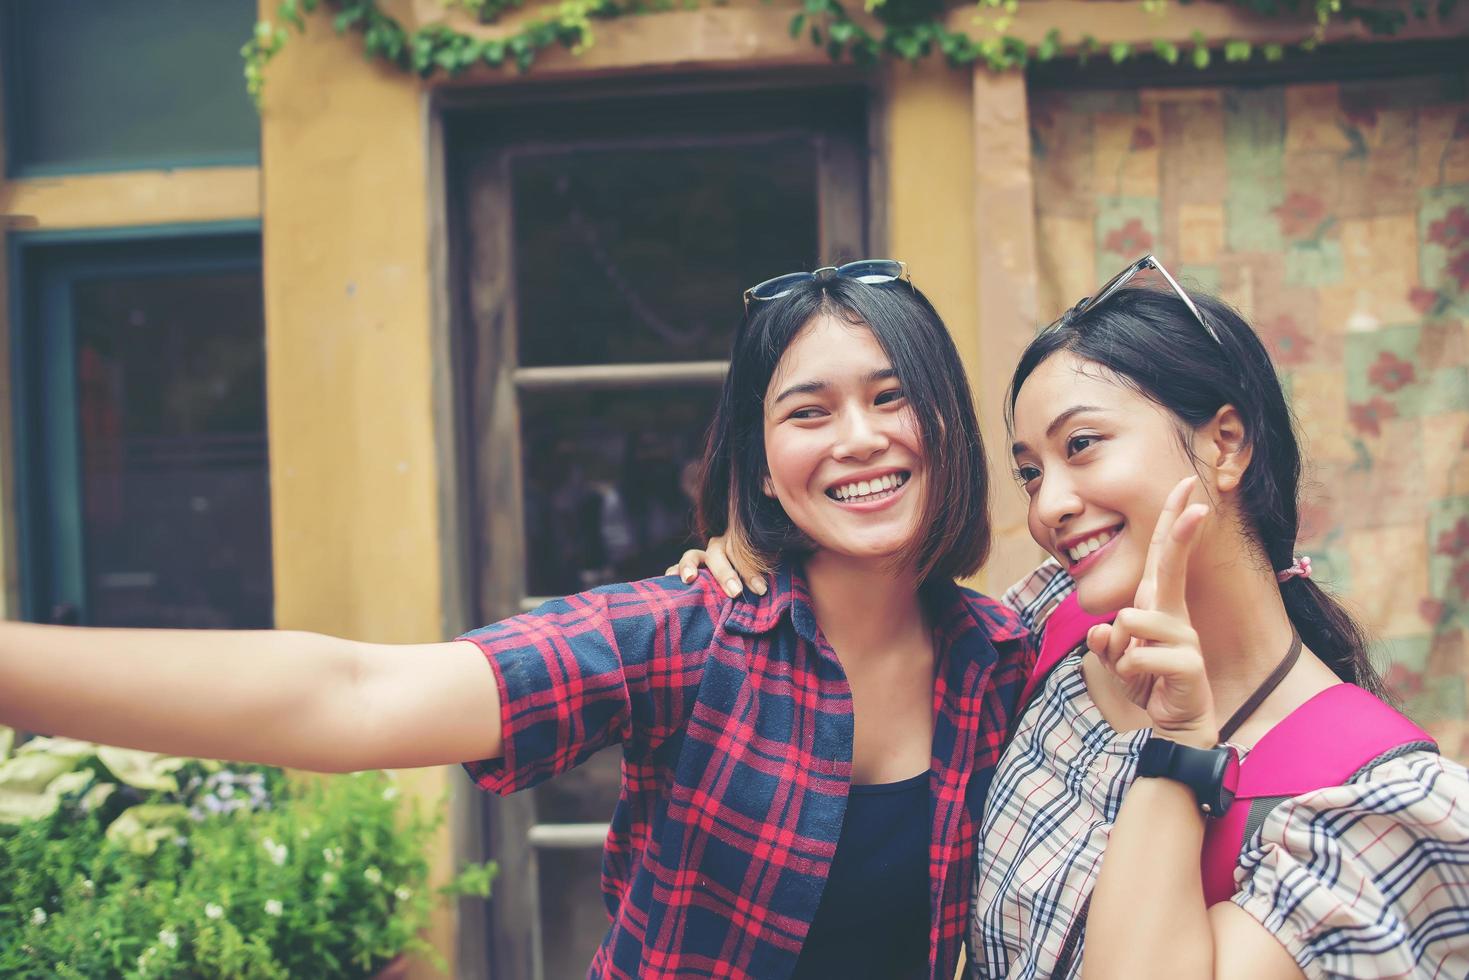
xmin=724 ymin=561 xmax=814 ymax=641
xmin=935 ymin=580 xmax=1029 ymax=644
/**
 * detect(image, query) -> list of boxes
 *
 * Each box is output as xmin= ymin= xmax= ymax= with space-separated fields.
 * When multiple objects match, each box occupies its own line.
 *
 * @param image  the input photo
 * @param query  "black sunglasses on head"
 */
xmin=1053 ymin=253 xmax=1220 ymax=344
xmin=743 ymin=259 xmax=911 ymax=311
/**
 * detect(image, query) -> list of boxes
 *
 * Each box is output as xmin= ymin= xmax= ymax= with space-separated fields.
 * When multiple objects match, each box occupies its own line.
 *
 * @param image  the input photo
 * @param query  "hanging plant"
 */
xmin=243 ymin=0 xmax=1460 ymax=105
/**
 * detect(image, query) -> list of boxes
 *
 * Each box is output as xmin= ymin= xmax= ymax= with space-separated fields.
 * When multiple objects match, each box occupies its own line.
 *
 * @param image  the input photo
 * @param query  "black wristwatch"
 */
xmin=1136 ymin=736 xmax=1240 ymax=817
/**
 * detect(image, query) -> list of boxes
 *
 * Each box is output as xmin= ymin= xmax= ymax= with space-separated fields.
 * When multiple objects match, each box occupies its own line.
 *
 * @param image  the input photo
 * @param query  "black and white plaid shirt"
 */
xmin=973 ymin=560 xmax=1469 ymax=979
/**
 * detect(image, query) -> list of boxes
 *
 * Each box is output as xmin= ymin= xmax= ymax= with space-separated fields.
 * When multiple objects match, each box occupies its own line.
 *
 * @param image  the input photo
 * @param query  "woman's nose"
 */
xmin=833 ymin=409 xmax=889 ymax=461
xmin=1033 ymin=472 xmax=1082 ymax=529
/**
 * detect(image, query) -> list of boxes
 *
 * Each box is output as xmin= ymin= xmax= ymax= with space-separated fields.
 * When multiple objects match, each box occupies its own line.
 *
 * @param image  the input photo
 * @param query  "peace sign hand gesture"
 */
xmin=1085 ymin=476 xmax=1220 ymax=750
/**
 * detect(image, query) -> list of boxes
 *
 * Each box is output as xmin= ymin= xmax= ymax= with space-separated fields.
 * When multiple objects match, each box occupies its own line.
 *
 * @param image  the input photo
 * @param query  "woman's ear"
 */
xmin=1206 ymin=405 xmax=1252 ymax=493
xmin=762 ymin=474 xmax=776 ymax=497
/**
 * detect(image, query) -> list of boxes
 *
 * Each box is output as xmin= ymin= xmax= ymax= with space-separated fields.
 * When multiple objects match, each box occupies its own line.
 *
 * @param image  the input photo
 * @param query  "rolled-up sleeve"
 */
xmin=1231 ymin=751 xmax=1469 ymax=979
xmin=459 ymin=575 xmax=724 ymax=795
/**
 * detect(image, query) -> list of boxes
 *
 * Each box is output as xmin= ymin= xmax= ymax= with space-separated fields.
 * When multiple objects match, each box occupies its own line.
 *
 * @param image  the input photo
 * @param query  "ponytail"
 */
xmin=1278 ymin=577 xmax=1387 ymax=697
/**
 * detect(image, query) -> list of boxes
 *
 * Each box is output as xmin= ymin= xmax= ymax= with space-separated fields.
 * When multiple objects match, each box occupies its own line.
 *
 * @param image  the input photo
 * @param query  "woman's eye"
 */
xmin=1066 ymin=434 xmax=1099 ymax=457
xmin=875 ymin=388 xmax=906 ymax=406
xmin=1014 ymin=464 xmax=1041 ymax=486
xmin=789 ymin=407 xmax=825 ymax=421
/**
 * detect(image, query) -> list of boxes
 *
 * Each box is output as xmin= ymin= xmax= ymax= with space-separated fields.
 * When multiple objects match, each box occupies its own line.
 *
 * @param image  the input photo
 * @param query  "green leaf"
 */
xmin=1110 ymin=41 xmax=1131 ymax=63
xmin=1224 ymin=39 xmax=1252 ymax=61
xmin=1153 ymin=39 xmax=1179 ymax=63
xmin=1263 ymin=42 xmax=1285 ymax=61
xmin=789 ymin=12 xmax=806 ymax=38
xmin=104 ymin=803 xmax=191 ymax=856
xmin=1036 ymin=27 xmax=1060 ymax=60
xmin=333 ymin=7 xmax=365 ymax=31
xmin=96 ymin=746 xmax=186 ymax=793
xmin=1192 ymin=43 xmax=1211 ymax=68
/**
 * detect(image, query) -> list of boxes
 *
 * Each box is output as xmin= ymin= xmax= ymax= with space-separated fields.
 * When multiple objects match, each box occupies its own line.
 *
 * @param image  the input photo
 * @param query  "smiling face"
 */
xmin=761 ymin=314 xmax=925 ymax=568
xmin=1010 ymin=351 xmax=1210 ymax=613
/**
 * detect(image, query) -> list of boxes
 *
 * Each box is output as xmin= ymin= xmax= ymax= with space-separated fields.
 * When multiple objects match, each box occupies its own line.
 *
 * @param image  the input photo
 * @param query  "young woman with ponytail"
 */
xmin=678 ymin=258 xmax=1469 ymax=978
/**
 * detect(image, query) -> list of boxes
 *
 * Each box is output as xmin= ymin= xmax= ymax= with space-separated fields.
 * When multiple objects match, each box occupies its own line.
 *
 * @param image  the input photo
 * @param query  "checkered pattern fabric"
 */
xmin=971 ymin=562 xmax=1469 ymax=979
xmin=461 ymin=563 xmax=1032 ymax=979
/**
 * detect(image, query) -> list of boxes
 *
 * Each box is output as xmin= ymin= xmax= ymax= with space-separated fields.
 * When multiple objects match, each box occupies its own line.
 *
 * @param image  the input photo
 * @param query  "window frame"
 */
xmin=448 ymin=82 xmax=877 ymax=980
xmin=7 ymin=223 xmax=266 ymax=624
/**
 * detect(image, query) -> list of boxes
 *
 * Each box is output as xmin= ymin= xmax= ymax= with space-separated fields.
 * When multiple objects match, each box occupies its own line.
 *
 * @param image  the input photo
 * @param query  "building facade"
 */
xmin=2 ymin=0 xmax=1466 ymax=974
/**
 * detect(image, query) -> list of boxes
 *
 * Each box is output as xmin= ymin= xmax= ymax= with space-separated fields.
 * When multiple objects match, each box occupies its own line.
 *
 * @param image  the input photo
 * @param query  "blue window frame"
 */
xmin=9 ymin=225 xmax=271 ymax=627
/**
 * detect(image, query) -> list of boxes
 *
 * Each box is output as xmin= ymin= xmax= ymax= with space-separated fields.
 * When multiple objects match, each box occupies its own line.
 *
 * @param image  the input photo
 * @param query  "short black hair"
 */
xmin=697 ymin=274 xmax=991 ymax=582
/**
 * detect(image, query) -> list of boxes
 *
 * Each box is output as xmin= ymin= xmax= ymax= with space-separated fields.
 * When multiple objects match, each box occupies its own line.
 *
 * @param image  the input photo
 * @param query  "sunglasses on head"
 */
xmin=742 ymin=259 xmax=911 ymax=311
xmin=1053 ymin=254 xmax=1220 ymax=344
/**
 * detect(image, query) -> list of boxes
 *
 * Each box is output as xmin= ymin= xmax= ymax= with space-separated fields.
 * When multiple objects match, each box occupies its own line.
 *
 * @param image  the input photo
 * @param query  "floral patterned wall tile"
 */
xmin=1030 ymin=71 xmax=1469 ymax=754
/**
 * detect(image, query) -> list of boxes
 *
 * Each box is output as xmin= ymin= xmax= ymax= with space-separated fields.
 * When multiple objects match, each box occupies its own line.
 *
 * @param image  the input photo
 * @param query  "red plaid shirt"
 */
xmin=461 ymin=563 xmax=1032 ymax=979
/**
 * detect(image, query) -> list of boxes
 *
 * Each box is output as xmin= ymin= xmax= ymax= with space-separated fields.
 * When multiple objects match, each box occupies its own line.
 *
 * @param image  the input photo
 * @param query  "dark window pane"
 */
xmin=512 ymin=140 xmax=820 ymax=366
xmin=520 ymin=386 xmax=717 ymax=597
xmin=2 ymin=0 xmax=259 ymax=175
xmin=73 ymin=271 xmax=271 ymax=628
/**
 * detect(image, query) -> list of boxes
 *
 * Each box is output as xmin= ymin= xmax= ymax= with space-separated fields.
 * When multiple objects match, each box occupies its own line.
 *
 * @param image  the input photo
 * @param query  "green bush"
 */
xmin=0 ymin=730 xmax=495 ymax=979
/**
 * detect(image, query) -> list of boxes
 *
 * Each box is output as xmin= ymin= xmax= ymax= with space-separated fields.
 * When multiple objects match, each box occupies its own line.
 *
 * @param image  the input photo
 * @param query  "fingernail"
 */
xmin=751 ymin=576 xmax=767 ymax=596
xmin=682 ymin=569 xmax=695 ymax=583
xmin=725 ymin=578 xmax=742 ymax=597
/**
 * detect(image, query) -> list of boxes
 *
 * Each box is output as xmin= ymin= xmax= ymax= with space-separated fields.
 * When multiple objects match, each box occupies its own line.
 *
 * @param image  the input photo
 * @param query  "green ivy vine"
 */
xmin=243 ymin=0 xmax=1459 ymax=104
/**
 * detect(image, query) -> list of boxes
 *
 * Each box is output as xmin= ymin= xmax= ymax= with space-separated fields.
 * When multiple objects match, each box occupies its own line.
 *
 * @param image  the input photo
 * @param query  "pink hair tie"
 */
xmin=1276 ymin=555 xmax=1312 ymax=583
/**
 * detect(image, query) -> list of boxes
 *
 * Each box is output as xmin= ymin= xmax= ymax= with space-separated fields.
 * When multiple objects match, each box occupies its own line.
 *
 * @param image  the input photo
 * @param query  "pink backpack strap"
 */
xmin=1017 ymin=593 xmax=1115 ymax=712
xmin=1200 ymin=684 xmax=1437 ymax=905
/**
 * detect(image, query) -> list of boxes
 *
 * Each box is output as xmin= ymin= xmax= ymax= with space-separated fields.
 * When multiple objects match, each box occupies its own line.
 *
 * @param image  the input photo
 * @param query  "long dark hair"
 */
xmin=698 ymin=275 xmax=991 ymax=583
xmin=1007 ymin=287 xmax=1385 ymax=696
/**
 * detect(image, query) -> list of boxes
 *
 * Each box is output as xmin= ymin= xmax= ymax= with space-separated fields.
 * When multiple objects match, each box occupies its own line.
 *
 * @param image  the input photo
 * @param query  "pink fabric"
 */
xmin=1201 ymin=684 xmax=1434 ymax=905
xmin=1202 ymin=798 xmax=1252 ymax=905
xmin=1018 ymin=593 xmax=1115 ymax=710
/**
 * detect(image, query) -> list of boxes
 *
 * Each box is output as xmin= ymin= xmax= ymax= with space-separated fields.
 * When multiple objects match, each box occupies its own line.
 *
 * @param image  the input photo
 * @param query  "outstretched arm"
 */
xmin=0 ymin=624 xmax=500 ymax=773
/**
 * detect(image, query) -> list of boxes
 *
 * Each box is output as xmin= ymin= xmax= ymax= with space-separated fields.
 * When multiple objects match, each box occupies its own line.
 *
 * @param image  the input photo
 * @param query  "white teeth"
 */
xmin=1066 ymin=528 xmax=1118 ymax=563
xmin=832 ymin=473 xmax=908 ymax=501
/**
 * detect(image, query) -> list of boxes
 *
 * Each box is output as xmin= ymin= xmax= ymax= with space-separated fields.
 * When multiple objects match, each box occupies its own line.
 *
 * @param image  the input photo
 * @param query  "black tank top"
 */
xmin=791 ymin=769 xmax=931 ymax=979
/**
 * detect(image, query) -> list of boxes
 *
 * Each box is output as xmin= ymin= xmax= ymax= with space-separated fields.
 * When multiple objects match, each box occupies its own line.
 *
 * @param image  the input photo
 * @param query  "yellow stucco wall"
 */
xmin=883 ymin=62 xmax=980 ymax=377
xmin=256 ymin=10 xmax=459 ymax=977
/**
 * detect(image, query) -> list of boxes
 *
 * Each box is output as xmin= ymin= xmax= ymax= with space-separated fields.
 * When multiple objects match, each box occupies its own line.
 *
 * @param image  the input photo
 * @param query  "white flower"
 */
xmin=205 ymin=903 xmax=224 ymax=920
xmin=364 ymin=866 xmax=383 ymax=886
xmin=158 ymin=929 xmax=178 ymax=949
xmin=29 ymin=908 xmax=47 ymax=926
xmin=321 ymin=871 xmax=338 ymax=888
xmin=382 ymin=785 xmax=399 ymax=801
xmin=80 ymin=879 xmax=95 ymax=897
xmin=262 ymin=837 xmax=288 ymax=866
xmin=394 ymin=886 xmax=412 ymax=902
xmin=264 ymin=899 xmax=284 ymax=917
xmin=322 ymin=846 xmax=341 ymax=865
